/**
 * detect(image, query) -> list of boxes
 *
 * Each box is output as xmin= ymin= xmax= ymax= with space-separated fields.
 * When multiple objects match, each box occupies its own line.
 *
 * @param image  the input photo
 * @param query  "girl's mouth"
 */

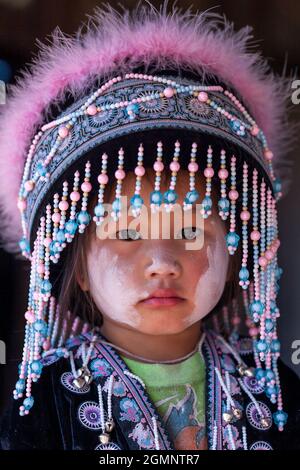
xmin=139 ymin=288 xmax=186 ymax=308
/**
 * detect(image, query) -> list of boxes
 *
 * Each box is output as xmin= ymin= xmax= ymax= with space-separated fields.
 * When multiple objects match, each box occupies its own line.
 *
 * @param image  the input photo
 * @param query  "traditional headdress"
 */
xmin=0 ymin=2 xmax=296 ymax=432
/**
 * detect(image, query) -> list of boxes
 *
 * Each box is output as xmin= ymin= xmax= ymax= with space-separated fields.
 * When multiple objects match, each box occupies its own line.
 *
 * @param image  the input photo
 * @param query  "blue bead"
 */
xmin=270 ymin=339 xmax=281 ymax=353
xmin=185 ymin=189 xmax=199 ymax=204
xmin=265 ymin=369 xmax=275 ymax=382
xmin=249 ymin=300 xmax=264 ymax=317
xmin=126 ymin=103 xmax=139 ymax=117
xmin=266 ymin=385 xmax=278 ymax=398
xmin=94 ymin=203 xmax=105 ymax=217
xmin=239 ymin=267 xmax=249 ymax=281
xmin=255 ymin=339 xmax=269 ymax=353
xmin=41 ymin=279 xmax=52 ymax=294
xmin=150 ymin=190 xmax=163 ymax=205
xmin=225 ymin=231 xmax=240 ymax=248
xmin=19 ymin=237 xmax=30 ymax=252
xmin=33 ymin=319 xmax=47 ymax=336
xmin=36 ymin=162 xmax=47 ymax=177
xmin=163 ymin=189 xmax=178 ymax=204
xmin=56 ymin=229 xmax=66 ymax=243
xmin=112 ymin=199 xmax=122 ymax=212
xmin=265 ymin=318 xmax=274 ymax=332
xmin=130 ymin=194 xmax=144 ymax=208
xmin=65 ymin=219 xmax=78 ymax=234
xmin=23 ymin=396 xmax=34 ymax=410
xmin=201 ymin=196 xmax=212 ymax=211
xmin=230 ymin=119 xmax=245 ymax=136
xmin=16 ymin=379 xmax=25 ymax=392
xmin=30 ymin=360 xmax=43 ymax=375
xmin=218 ymin=198 xmax=230 ymax=211
xmin=49 ymin=241 xmax=59 ymax=255
xmin=273 ymin=178 xmax=282 ymax=195
xmin=255 ymin=368 xmax=265 ymax=381
xmin=273 ymin=410 xmax=288 ymax=427
xmin=77 ymin=210 xmax=91 ymax=225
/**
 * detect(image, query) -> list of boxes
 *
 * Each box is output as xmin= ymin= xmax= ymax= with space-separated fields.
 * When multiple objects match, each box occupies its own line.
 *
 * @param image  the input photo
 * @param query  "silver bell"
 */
xmin=260 ymin=416 xmax=272 ymax=429
xmin=99 ymin=433 xmax=110 ymax=445
xmin=105 ymin=418 xmax=115 ymax=433
xmin=232 ymin=407 xmax=243 ymax=420
xmin=72 ymin=376 xmax=86 ymax=389
xmin=223 ymin=411 xmax=233 ymax=423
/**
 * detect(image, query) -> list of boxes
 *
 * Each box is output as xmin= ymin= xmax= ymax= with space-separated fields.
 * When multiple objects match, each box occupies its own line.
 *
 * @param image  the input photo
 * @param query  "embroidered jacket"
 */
xmin=1 ymin=329 xmax=300 ymax=450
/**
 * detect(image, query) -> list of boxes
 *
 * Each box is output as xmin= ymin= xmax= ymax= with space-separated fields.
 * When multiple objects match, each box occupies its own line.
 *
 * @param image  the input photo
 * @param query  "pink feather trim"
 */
xmin=0 ymin=0 xmax=297 ymax=254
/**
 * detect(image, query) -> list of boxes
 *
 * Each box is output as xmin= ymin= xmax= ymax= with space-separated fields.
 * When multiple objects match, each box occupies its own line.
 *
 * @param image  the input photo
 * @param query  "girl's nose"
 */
xmin=144 ymin=253 xmax=181 ymax=280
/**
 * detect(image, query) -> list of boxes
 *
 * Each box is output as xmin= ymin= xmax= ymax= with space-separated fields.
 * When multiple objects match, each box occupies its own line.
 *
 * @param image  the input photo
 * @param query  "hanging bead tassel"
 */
xmin=65 ymin=171 xmax=80 ymax=242
xmin=183 ymin=142 xmax=199 ymax=211
xmin=225 ymin=155 xmax=240 ymax=254
xmin=218 ymin=149 xmax=230 ymax=220
xmin=200 ymin=145 xmax=214 ymax=218
xmin=56 ymin=181 xmax=69 ymax=253
xmin=163 ymin=140 xmax=180 ymax=212
xmin=111 ymin=148 xmax=125 ymax=222
xmin=93 ymin=153 xmax=109 ymax=225
xmin=239 ymin=162 xmax=250 ymax=289
xmin=150 ymin=141 xmax=164 ymax=213
xmin=130 ymin=143 xmax=145 ymax=217
xmin=77 ymin=161 xmax=92 ymax=233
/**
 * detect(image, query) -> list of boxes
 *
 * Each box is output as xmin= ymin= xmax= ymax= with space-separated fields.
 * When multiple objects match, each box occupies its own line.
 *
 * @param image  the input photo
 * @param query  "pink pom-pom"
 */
xmin=115 ymin=169 xmax=125 ymax=180
xmin=59 ymin=200 xmax=69 ymax=211
xmin=98 ymin=173 xmax=109 ymax=184
xmin=250 ymin=230 xmax=261 ymax=241
xmin=265 ymin=249 xmax=274 ymax=260
xmin=204 ymin=167 xmax=214 ymax=178
xmin=258 ymin=256 xmax=267 ymax=267
xmin=218 ymin=168 xmax=229 ymax=179
xmin=154 ymin=161 xmax=164 ymax=172
xmin=229 ymin=189 xmax=239 ymax=201
xmin=58 ymin=126 xmax=69 ymax=138
xmin=170 ymin=161 xmax=180 ymax=172
xmin=240 ymin=210 xmax=251 ymax=221
xmin=70 ymin=191 xmax=80 ymax=202
xmin=24 ymin=180 xmax=35 ymax=191
xmin=163 ymin=87 xmax=175 ymax=98
xmin=17 ymin=199 xmax=27 ymax=211
xmin=25 ymin=310 xmax=35 ymax=323
xmin=86 ymin=104 xmax=97 ymax=116
xmin=81 ymin=181 xmax=92 ymax=193
xmin=198 ymin=91 xmax=208 ymax=102
xmin=188 ymin=162 xmax=198 ymax=172
xmin=52 ymin=212 xmax=61 ymax=223
xmin=135 ymin=166 xmax=145 ymax=176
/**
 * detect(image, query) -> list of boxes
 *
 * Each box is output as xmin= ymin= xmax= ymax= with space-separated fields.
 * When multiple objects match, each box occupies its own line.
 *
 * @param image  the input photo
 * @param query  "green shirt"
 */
xmin=121 ymin=350 xmax=207 ymax=450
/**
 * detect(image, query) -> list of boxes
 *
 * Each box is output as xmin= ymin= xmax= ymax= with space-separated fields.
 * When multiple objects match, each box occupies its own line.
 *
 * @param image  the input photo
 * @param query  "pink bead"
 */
xmin=25 ymin=310 xmax=35 ymax=323
xmin=70 ymin=191 xmax=80 ymax=202
xmin=98 ymin=173 xmax=109 ymax=185
xmin=229 ymin=189 xmax=239 ymax=201
xmin=43 ymin=237 xmax=52 ymax=247
xmin=249 ymin=327 xmax=258 ymax=337
xmin=258 ymin=256 xmax=268 ymax=267
xmin=59 ymin=200 xmax=69 ymax=211
xmin=37 ymin=263 xmax=45 ymax=274
xmin=198 ymin=91 xmax=208 ymax=102
xmin=218 ymin=168 xmax=229 ymax=179
xmin=25 ymin=180 xmax=35 ymax=191
xmin=270 ymin=244 xmax=277 ymax=254
xmin=81 ymin=181 xmax=92 ymax=193
xmin=33 ymin=291 xmax=39 ymax=301
xmin=250 ymin=230 xmax=261 ymax=241
xmin=135 ymin=166 xmax=145 ymax=176
xmin=42 ymin=339 xmax=51 ymax=351
xmin=264 ymin=149 xmax=273 ymax=161
xmin=170 ymin=161 xmax=180 ymax=172
xmin=240 ymin=210 xmax=251 ymax=221
xmin=251 ymin=125 xmax=259 ymax=136
xmin=17 ymin=199 xmax=27 ymax=211
xmin=115 ymin=169 xmax=125 ymax=180
xmin=265 ymin=249 xmax=274 ymax=260
xmin=154 ymin=161 xmax=164 ymax=172
xmin=86 ymin=104 xmax=97 ymax=116
xmin=188 ymin=162 xmax=198 ymax=172
xmin=58 ymin=126 xmax=69 ymax=138
xmin=52 ymin=212 xmax=61 ymax=223
xmin=204 ymin=167 xmax=214 ymax=178
xmin=163 ymin=87 xmax=175 ymax=98
xmin=232 ymin=317 xmax=241 ymax=326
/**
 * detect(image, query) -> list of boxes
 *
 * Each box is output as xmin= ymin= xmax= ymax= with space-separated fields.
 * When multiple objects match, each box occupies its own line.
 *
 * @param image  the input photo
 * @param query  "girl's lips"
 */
xmin=139 ymin=297 xmax=185 ymax=307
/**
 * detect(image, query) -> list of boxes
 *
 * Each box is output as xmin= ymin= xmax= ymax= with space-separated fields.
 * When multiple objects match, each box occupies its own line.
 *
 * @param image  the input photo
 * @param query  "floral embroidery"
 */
xmin=119 ymin=397 xmax=142 ymax=422
xmin=90 ymin=357 xmax=113 ymax=377
xmin=129 ymin=422 xmax=155 ymax=449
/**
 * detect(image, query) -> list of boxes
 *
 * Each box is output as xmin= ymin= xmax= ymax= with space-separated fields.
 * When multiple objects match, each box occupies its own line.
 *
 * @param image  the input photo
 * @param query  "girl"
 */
xmin=0 ymin=3 xmax=299 ymax=451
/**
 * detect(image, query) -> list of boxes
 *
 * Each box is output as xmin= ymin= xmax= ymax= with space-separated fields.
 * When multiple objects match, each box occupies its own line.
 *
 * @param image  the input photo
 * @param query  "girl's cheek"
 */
xmin=86 ymin=245 xmax=147 ymax=328
xmin=185 ymin=231 xmax=229 ymax=326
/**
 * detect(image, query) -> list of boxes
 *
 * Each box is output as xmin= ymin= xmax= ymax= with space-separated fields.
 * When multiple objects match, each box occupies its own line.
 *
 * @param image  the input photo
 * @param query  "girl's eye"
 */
xmin=179 ymin=226 xmax=202 ymax=240
xmin=116 ymin=229 xmax=141 ymax=241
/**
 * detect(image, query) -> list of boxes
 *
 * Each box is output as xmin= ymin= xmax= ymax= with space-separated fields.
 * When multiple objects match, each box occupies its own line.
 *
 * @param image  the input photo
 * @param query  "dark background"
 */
xmin=0 ymin=0 xmax=299 ymax=413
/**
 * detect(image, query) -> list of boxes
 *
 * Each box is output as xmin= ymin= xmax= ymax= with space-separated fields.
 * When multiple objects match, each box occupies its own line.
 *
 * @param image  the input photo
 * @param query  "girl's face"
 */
xmin=82 ymin=169 xmax=230 ymax=335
